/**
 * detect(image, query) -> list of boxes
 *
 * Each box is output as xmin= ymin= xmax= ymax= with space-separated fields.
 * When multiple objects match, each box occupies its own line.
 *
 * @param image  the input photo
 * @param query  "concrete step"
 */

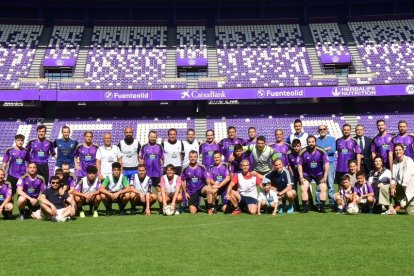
xmin=300 ymin=25 xmax=323 ymax=75
xmin=28 ymin=27 xmax=54 ymax=78
xmin=194 ymin=118 xmax=207 ymax=140
xmin=73 ymin=27 xmax=93 ymax=78
xmin=338 ymin=24 xmax=367 ymax=74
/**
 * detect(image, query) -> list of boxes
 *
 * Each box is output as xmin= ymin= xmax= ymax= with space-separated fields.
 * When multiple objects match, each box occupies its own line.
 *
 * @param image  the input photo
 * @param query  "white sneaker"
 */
xmin=79 ymin=211 xmax=85 ymax=218
xmin=174 ymin=210 xmax=180 ymax=215
xmin=93 ymin=211 xmax=99 ymax=218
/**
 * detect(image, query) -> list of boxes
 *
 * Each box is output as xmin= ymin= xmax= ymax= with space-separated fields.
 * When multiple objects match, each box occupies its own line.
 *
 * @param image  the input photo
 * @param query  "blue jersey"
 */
xmin=53 ymin=138 xmax=78 ymax=168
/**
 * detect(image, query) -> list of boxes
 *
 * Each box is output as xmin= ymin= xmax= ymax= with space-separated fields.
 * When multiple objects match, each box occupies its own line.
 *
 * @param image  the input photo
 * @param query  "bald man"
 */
xmin=118 ymin=127 xmax=141 ymax=181
xmin=96 ymin=133 xmax=122 ymax=181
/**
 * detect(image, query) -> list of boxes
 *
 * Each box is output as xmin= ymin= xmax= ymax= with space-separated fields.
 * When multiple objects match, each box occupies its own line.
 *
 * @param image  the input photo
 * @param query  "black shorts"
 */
xmin=335 ymin=172 xmax=347 ymax=185
xmin=304 ymin=175 xmax=324 ymax=185
xmin=239 ymin=195 xmax=257 ymax=206
xmin=36 ymin=163 xmax=50 ymax=183
xmin=26 ymin=200 xmax=40 ymax=212
xmin=188 ymin=188 xmax=204 ymax=207
xmin=150 ymin=177 xmax=161 ymax=187
xmin=7 ymin=175 xmax=19 ymax=195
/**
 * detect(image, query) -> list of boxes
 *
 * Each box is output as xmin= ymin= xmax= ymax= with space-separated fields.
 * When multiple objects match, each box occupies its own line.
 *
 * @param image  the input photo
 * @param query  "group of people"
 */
xmin=0 ymin=118 xmax=413 ymax=222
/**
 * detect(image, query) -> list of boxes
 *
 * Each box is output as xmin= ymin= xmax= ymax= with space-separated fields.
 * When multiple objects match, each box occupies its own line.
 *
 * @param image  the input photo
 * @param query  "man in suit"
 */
xmin=355 ymin=124 xmax=373 ymax=174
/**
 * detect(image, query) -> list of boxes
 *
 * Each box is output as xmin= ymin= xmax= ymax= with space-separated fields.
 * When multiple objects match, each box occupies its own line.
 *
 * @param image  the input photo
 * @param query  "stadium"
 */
xmin=1 ymin=0 xmax=414 ymax=274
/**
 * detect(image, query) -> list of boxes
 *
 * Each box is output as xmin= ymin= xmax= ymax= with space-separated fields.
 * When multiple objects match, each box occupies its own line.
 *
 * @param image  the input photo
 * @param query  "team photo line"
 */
xmin=1 ymin=118 xmax=413 ymax=221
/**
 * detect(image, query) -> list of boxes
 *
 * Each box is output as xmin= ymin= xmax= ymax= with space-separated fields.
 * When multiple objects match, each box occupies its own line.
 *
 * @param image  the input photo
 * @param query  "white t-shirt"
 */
xmin=182 ymin=139 xmax=200 ymax=167
xmin=162 ymin=140 xmax=183 ymax=167
xmin=96 ymin=145 xmax=121 ymax=177
xmin=258 ymin=190 xmax=278 ymax=206
xmin=237 ymin=173 xmax=259 ymax=199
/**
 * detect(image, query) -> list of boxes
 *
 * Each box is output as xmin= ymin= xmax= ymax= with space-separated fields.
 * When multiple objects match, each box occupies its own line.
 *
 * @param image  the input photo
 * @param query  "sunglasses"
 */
xmin=51 ymin=181 xmax=60 ymax=184
xmin=318 ymin=128 xmax=327 ymax=131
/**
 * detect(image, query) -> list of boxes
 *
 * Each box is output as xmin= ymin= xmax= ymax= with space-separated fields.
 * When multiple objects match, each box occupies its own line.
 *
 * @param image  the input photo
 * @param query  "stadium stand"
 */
xmin=349 ymin=20 xmax=414 ymax=85
xmin=45 ymin=25 xmax=84 ymax=61
xmin=176 ymin=26 xmax=207 ymax=59
xmin=0 ymin=24 xmax=43 ymax=89
xmin=309 ymin=23 xmax=350 ymax=58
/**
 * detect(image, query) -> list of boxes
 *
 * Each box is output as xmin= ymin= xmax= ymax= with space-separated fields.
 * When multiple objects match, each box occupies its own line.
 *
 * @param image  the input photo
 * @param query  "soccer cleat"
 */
xmin=93 ymin=211 xmax=99 ymax=218
xmin=105 ymin=210 xmax=112 ymax=216
xmin=119 ymin=210 xmax=126 ymax=216
xmin=231 ymin=208 xmax=241 ymax=216
xmin=336 ymin=208 xmax=344 ymax=214
xmin=4 ymin=213 xmax=13 ymax=220
xmin=79 ymin=211 xmax=86 ymax=218
xmin=381 ymin=209 xmax=397 ymax=215
xmin=130 ymin=209 xmax=137 ymax=216
xmin=174 ymin=210 xmax=180 ymax=215
xmin=19 ymin=214 xmax=25 ymax=221
xmin=278 ymin=205 xmax=285 ymax=214
xmin=286 ymin=204 xmax=294 ymax=214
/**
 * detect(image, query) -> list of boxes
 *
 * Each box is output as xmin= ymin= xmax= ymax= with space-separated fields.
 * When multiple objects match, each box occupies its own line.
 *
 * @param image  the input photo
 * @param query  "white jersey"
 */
xmin=96 ymin=145 xmax=121 ymax=177
xmin=182 ymin=139 xmax=200 ymax=167
xmin=163 ymin=174 xmax=179 ymax=194
xmin=288 ymin=132 xmax=308 ymax=148
xmin=118 ymin=139 xmax=140 ymax=169
xmin=130 ymin=175 xmax=152 ymax=194
xmin=162 ymin=140 xmax=183 ymax=167
xmin=106 ymin=174 xmax=125 ymax=192
xmin=76 ymin=177 xmax=100 ymax=194
xmin=237 ymin=173 xmax=258 ymax=199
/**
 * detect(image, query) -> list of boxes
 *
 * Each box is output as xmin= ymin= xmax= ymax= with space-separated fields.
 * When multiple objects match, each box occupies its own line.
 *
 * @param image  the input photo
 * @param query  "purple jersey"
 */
xmin=199 ymin=142 xmax=220 ymax=169
xmin=219 ymin=137 xmax=246 ymax=162
xmin=287 ymin=151 xmax=301 ymax=177
xmin=16 ymin=174 xmax=46 ymax=198
xmin=140 ymin=143 xmax=164 ymax=177
xmin=371 ymin=133 xmax=393 ymax=165
xmin=0 ymin=182 xmax=12 ymax=202
xmin=74 ymin=144 xmax=99 ymax=177
xmin=270 ymin=142 xmax=291 ymax=166
xmin=60 ymin=172 xmax=76 ymax=189
xmin=353 ymin=182 xmax=374 ymax=196
xmin=246 ymin=139 xmax=256 ymax=170
xmin=209 ymin=162 xmax=230 ymax=184
xmin=228 ymin=153 xmax=250 ymax=174
xmin=2 ymin=147 xmax=29 ymax=178
xmin=299 ymin=147 xmax=329 ymax=177
xmin=26 ymin=139 xmax=55 ymax=165
xmin=181 ymin=164 xmax=210 ymax=195
xmin=391 ymin=134 xmax=414 ymax=158
xmin=336 ymin=137 xmax=362 ymax=173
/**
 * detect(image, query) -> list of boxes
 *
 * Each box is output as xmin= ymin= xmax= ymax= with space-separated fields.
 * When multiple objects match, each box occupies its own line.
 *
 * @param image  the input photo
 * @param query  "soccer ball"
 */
xmin=163 ymin=205 xmax=175 ymax=216
xmin=346 ymin=203 xmax=359 ymax=215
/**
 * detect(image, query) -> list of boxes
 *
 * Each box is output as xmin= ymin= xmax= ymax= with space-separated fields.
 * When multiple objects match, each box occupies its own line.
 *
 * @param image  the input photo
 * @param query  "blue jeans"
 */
xmin=315 ymin=161 xmax=335 ymax=206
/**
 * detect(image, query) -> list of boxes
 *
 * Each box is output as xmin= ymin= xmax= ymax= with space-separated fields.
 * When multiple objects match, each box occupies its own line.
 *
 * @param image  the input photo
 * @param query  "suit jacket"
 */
xmin=354 ymin=135 xmax=372 ymax=162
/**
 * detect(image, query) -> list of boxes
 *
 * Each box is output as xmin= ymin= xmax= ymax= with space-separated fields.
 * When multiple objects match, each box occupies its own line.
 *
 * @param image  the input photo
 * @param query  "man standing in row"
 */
xmin=26 ymin=125 xmax=55 ymax=183
xmin=118 ymin=127 xmax=140 ymax=181
xmin=53 ymin=126 xmax=78 ymax=172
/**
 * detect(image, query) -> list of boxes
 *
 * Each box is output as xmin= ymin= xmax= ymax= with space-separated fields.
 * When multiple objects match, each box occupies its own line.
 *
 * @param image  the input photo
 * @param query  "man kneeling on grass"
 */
xmin=99 ymin=162 xmax=130 ymax=216
xmin=33 ymin=176 xmax=76 ymax=222
xmin=129 ymin=164 xmax=157 ymax=216
xmin=263 ymin=158 xmax=297 ymax=214
xmin=73 ymin=165 xmax=101 ymax=218
xmin=227 ymin=159 xmax=264 ymax=215
xmin=0 ymin=169 xmax=14 ymax=220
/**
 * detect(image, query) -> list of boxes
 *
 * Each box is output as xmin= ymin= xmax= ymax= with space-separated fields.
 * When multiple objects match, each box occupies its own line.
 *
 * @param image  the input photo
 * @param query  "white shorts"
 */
xmin=33 ymin=207 xmax=70 ymax=222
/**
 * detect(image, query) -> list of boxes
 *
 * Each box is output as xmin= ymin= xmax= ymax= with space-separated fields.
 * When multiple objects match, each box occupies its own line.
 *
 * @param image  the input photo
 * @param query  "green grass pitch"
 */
xmin=1 ymin=209 xmax=413 ymax=275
